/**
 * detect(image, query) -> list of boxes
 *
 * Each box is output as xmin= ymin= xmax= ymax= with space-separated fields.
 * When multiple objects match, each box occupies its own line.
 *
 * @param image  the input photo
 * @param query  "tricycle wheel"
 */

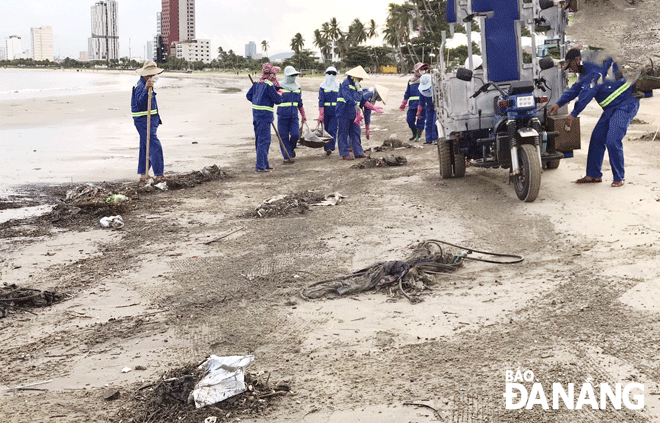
xmin=454 ymin=152 xmax=466 ymax=178
xmin=544 ymin=159 xmax=561 ymax=170
xmin=438 ymin=140 xmax=453 ymax=179
xmin=513 ymin=144 xmax=541 ymax=202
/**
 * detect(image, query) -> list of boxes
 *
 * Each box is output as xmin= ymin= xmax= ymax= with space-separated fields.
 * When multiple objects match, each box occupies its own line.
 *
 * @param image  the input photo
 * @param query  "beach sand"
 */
xmin=2 ymin=71 xmax=660 ymax=422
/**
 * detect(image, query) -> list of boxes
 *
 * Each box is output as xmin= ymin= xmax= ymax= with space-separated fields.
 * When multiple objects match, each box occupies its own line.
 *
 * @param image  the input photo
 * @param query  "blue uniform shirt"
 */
xmin=336 ymin=77 xmax=361 ymax=120
xmin=131 ymin=78 xmax=161 ymax=124
xmin=403 ymin=80 xmax=423 ymax=108
xmin=277 ymin=88 xmax=303 ymax=119
xmin=318 ymin=87 xmax=339 ymax=116
xmin=246 ymin=80 xmax=283 ymax=123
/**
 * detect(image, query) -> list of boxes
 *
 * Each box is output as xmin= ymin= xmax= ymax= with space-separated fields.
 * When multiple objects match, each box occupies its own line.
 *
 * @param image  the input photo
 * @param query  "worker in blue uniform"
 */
xmin=318 ymin=66 xmax=339 ymax=156
xmin=337 ymin=66 xmax=376 ymax=160
xmin=400 ymin=62 xmax=429 ymax=141
xmin=359 ymin=85 xmax=387 ymax=140
xmin=277 ymin=66 xmax=307 ymax=163
xmin=418 ymin=74 xmax=437 ymax=145
xmin=132 ymin=61 xmax=165 ymax=182
xmin=246 ymin=63 xmax=283 ymax=172
xmin=549 ymin=50 xmax=639 ymax=187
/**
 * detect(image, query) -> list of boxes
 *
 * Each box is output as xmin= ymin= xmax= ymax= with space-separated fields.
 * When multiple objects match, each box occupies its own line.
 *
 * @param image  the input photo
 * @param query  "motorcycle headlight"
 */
xmin=516 ymin=95 xmax=535 ymax=108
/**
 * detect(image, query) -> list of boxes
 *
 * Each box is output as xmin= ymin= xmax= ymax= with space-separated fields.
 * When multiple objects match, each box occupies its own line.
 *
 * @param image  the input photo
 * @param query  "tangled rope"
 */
xmin=301 ymin=240 xmax=523 ymax=304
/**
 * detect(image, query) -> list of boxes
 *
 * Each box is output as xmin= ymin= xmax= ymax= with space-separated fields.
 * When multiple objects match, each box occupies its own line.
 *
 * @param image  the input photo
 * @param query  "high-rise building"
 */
xmin=161 ymin=0 xmax=195 ymax=54
xmin=175 ymin=39 xmax=210 ymax=64
xmin=5 ymin=35 xmax=22 ymax=60
xmin=31 ymin=26 xmax=53 ymax=61
xmin=245 ymin=41 xmax=256 ymax=59
xmin=89 ymin=0 xmax=119 ymax=61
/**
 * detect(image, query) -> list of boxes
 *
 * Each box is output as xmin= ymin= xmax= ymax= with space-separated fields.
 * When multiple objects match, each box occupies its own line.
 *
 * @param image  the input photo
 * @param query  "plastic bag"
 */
xmin=192 ymin=355 xmax=255 ymax=408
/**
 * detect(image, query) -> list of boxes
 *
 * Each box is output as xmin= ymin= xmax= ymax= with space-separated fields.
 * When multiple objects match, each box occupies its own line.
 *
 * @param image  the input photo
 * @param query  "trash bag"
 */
xmin=299 ymin=121 xmax=332 ymax=148
xmin=192 ymin=355 xmax=255 ymax=408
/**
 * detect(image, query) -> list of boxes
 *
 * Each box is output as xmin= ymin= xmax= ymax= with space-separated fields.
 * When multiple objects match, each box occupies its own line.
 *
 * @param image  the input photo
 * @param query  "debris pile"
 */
xmin=371 ymin=135 xmax=415 ymax=152
xmin=0 ymin=283 xmax=63 ymax=318
xmin=350 ymin=154 xmax=407 ymax=169
xmin=115 ymin=363 xmax=289 ymax=423
xmin=161 ymin=165 xmax=228 ymax=190
xmin=301 ymin=240 xmax=465 ymax=304
xmin=249 ymin=191 xmax=329 ymax=218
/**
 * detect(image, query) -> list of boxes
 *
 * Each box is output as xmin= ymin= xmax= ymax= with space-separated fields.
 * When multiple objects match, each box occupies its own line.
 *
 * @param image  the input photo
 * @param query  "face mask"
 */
xmin=151 ymin=75 xmax=159 ymax=84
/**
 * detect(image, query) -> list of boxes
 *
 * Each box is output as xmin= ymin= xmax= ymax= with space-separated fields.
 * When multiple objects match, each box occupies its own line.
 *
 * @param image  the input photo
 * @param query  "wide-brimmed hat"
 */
xmin=414 ymin=62 xmax=429 ymax=72
xmin=563 ymin=48 xmax=581 ymax=70
xmin=374 ymin=84 xmax=389 ymax=105
xmin=284 ymin=66 xmax=300 ymax=76
xmin=419 ymin=74 xmax=433 ymax=92
xmin=137 ymin=61 xmax=164 ymax=77
xmin=346 ymin=65 xmax=370 ymax=80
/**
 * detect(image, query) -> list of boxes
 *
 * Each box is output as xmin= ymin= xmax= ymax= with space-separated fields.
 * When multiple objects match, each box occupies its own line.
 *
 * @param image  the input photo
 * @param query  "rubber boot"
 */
xmin=408 ymin=127 xmax=417 ymax=141
xmin=414 ymin=129 xmax=423 ymax=142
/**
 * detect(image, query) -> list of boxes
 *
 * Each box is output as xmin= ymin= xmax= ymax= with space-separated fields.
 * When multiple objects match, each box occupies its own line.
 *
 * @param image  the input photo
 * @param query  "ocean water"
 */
xmin=0 ymin=68 xmax=188 ymax=101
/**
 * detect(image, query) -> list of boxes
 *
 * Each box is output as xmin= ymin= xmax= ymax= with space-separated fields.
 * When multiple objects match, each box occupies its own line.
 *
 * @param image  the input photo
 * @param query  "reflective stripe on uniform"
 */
xmin=283 ymin=89 xmax=301 ymax=94
xmin=337 ymin=98 xmax=346 ymax=103
xmin=409 ymin=96 xmax=420 ymax=101
xmin=252 ymin=105 xmax=274 ymax=112
xmin=279 ymin=102 xmax=299 ymax=107
xmin=323 ymin=89 xmax=339 ymax=93
xmin=324 ymin=102 xmax=337 ymax=106
xmin=132 ymin=109 xmax=158 ymax=117
xmin=599 ymin=82 xmax=631 ymax=108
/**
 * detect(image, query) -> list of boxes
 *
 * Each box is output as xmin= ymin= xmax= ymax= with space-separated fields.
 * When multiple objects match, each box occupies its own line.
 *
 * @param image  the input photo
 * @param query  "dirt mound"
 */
xmin=248 ymin=191 xmax=328 ymax=218
xmin=350 ymin=154 xmax=407 ymax=169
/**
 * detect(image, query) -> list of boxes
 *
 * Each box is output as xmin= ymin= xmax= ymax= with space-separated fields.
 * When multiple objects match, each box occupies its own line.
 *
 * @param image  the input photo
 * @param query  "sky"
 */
xmin=0 ymin=0 xmax=402 ymax=60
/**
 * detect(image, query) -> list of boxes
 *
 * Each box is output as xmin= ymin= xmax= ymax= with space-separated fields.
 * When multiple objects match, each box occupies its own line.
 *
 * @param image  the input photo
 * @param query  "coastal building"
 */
xmin=161 ymin=0 xmax=195 ymax=54
xmin=31 ymin=26 xmax=53 ymax=61
xmin=245 ymin=41 xmax=256 ymax=59
xmin=89 ymin=0 xmax=119 ymax=61
xmin=175 ymin=39 xmax=210 ymax=64
xmin=79 ymin=51 xmax=89 ymax=61
xmin=0 ymin=46 xmax=5 ymax=61
xmin=6 ymin=35 xmax=22 ymax=60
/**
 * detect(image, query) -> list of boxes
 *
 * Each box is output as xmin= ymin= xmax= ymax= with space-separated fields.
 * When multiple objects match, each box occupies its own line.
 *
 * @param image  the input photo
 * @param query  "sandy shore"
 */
xmin=3 ymin=70 xmax=660 ymax=422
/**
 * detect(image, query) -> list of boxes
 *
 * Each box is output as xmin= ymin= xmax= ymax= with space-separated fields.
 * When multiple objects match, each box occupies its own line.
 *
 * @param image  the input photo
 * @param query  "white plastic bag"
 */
xmin=192 ymin=355 xmax=255 ymax=408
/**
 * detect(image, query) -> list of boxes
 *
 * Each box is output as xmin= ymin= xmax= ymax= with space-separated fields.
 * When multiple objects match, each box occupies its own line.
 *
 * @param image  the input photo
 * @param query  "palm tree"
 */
xmin=348 ymin=18 xmax=367 ymax=47
xmin=261 ymin=40 xmax=269 ymax=59
xmin=313 ymin=29 xmax=331 ymax=63
xmin=385 ymin=3 xmax=415 ymax=70
xmin=327 ymin=17 xmax=344 ymax=61
xmin=290 ymin=33 xmax=304 ymax=54
xmin=367 ymin=19 xmax=379 ymax=46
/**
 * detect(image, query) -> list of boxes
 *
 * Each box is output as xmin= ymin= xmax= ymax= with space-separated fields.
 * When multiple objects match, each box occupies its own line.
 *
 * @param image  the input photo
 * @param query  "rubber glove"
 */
xmin=299 ymin=106 xmax=307 ymax=123
xmin=416 ymin=105 xmax=423 ymax=119
xmin=318 ymin=106 xmax=325 ymax=122
xmin=399 ymin=99 xmax=408 ymax=111
xmin=354 ymin=110 xmax=364 ymax=125
xmin=366 ymin=124 xmax=371 ymax=140
xmin=364 ymin=102 xmax=384 ymax=114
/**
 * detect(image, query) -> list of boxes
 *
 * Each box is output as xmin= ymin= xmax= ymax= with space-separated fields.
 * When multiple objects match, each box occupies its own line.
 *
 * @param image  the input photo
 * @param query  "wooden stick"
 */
xmin=7 ymin=379 xmax=53 ymax=391
xmin=145 ymin=85 xmax=153 ymax=177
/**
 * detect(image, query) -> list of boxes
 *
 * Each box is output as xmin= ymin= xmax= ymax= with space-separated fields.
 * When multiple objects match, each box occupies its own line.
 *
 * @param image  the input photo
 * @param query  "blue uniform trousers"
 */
xmin=135 ymin=118 xmax=164 ymax=176
xmin=586 ymin=99 xmax=639 ymax=182
xmin=424 ymin=106 xmax=437 ymax=143
xmin=337 ymin=117 xmax=363 ymax=157
xmin=323 ymin=114 xmax=338 ymax=152
xmin=277 ymin=116 xmax=299 ymax=159
xmin=253 ymin=120 xmax=272 ymax=170
xmin=407 ymin=107 xmax=426 ymax=133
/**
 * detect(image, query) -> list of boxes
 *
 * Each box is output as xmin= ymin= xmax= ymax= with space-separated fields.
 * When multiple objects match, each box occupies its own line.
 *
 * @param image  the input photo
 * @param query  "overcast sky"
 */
xmin=0 ymin=0 xmax=402 ymax=60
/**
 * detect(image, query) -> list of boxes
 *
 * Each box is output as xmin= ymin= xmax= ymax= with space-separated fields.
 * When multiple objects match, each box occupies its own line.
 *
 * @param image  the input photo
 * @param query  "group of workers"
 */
xmin=131 ymin=47 xmax=639 ymax=187
xmin=246 ymin=63 xmax=389 ymax=172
